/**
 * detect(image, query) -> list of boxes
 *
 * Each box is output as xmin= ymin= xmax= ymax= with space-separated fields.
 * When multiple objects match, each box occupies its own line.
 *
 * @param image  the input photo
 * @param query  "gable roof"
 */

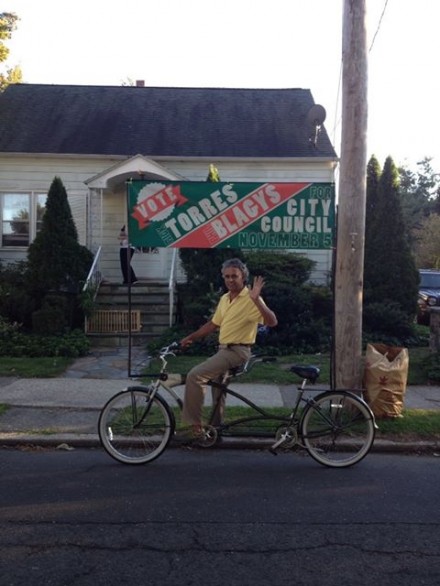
xmin=0 ymin=84 xmax=337 ymax=159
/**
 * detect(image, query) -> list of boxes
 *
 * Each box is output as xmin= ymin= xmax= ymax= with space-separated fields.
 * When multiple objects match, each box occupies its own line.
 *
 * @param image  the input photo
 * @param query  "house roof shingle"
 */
xmin=0 ymin=84 xmax=337 ymax=158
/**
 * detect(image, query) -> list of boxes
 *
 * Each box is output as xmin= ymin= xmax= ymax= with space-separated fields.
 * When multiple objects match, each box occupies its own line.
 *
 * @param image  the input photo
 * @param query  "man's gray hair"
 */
xmin=221 ymin=258 xmax=249 ymax=283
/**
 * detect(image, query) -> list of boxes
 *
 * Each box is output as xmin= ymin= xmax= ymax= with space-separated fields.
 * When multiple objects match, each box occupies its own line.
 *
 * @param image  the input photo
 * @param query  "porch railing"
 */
xmin=169 ymin=248 xmax=178 ymax=327
xmin=82 ymin=246 xmax=103 ymax=295
xmin=82 ymin=247 xmax=103 ymax=335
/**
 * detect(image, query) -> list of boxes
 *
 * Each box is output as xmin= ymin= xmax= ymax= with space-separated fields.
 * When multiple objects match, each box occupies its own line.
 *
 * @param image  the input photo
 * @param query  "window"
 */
xmin=1 ymin=192 xmax=47 ymax=247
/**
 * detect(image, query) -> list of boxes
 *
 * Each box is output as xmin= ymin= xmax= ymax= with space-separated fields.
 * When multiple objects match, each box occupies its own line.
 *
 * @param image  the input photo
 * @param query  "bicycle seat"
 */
xmin=290 ymin=365 xmax=320 ymax=383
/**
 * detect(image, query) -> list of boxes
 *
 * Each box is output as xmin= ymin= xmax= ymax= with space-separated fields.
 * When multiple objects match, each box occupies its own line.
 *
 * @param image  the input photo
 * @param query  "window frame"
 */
xmin=0 ymin=191 xmax=47 ymax=248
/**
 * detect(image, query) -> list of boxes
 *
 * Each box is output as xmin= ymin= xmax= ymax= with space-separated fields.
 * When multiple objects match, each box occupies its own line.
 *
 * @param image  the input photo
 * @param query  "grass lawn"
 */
xmin=0 ymin=348 xmax=438 ymax=441
xmin=143 ymin=346 xmax=435 ymax=386
xmin=169 ymin=405 xmax=440 ymax=440
xmin=374 ymin=409 xmax=440 ymax=439
xmin=0 ymin=356 xmax=74 ymax=378
xmin=0 ymin=346 xmax=433 ymax=383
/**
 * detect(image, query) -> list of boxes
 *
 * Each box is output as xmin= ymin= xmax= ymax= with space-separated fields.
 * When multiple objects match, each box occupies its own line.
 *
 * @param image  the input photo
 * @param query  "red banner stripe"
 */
xmin=171 ymin=182 xmax=310 ymax=248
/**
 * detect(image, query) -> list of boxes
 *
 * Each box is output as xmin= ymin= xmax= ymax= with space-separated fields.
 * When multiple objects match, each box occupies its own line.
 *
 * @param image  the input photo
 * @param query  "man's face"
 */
xmin=222 ymin=267 xmax=245 ymax=293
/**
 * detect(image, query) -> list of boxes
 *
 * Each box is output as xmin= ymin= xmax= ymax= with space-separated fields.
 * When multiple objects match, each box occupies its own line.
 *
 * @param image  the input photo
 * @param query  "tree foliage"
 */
xmin=413 ymin=213 xmax=440 ymax=269
xmin=363 ymin=156 xmax=419 ymax=337
xmin=27 ymin=176 xmax=93 ymax=300
xmin=398 ymin=157 xmax=440 ymax=245
xmin=398 ymin=157 xmax=440 ymax=267
xmin=0 ymin=12 xmax=22 ymax=91
xmin=177 ymin=249 xmax=332 ymax=354
xmin=0 ymin=177 xmax=92 ymax=333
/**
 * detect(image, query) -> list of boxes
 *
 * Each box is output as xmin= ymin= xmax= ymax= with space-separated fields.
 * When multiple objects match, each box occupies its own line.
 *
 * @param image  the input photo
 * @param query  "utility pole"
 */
xmin=334 ymin=0 xmax=368 ymax=388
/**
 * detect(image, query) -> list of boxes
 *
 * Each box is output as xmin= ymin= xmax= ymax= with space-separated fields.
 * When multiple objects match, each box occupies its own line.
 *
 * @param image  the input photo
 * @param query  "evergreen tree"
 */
xmin=363 ymin=156 xmax=419 ymax=326
xmin=27 ymin=176 xmax=93 ymax=302
xmin=363 ymin=155 xmax=382 ymax=304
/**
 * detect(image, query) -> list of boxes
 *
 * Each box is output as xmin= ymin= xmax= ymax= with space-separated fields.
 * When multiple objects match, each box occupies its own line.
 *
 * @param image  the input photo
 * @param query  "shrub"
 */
xmin=422 ymin=352 xmax=440 ymax=383
xmin=0 ymin=320 xmax=90 ymax=358
xmin=177 ymin=283 xmax=222 ymax=328
xmin=175 ymin=250 xmax=333 ymax=354
xmin=178 ymin=249 xmax=244 ymax=292
xmin=363 ymin=301 xmax=416 ymax=342
xmin=0 ymin=260 xmax=35 ymax=328
xmin=27 ymin=176 xmax=93 ymax=328
xmin=32 ymin=294 xmax=68 ymax=334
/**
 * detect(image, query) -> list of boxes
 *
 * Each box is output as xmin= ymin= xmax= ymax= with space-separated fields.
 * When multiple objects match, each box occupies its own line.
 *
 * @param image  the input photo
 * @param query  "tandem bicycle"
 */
xmin=98 ymin=342 xmax=377 ymax=468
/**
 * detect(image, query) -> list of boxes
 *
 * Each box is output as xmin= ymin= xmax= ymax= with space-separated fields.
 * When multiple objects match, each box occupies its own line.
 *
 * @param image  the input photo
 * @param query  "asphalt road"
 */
xmin=1 ymin=447 xmax=439 ymax=586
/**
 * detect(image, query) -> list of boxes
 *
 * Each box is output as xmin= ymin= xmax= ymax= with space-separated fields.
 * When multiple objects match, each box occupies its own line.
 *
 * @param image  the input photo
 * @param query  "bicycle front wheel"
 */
xmin=300 ymin=391 xmax=375 ymax=468
xmin=98 ymin=387 xmax=174 ymax=465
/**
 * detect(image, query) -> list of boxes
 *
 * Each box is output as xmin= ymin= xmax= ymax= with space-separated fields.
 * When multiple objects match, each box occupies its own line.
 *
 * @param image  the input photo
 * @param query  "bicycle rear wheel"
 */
xmin=300 ymin=391 xmax=375 ymax=468
xmin=98 ymin=387 xmax=174 ymax=465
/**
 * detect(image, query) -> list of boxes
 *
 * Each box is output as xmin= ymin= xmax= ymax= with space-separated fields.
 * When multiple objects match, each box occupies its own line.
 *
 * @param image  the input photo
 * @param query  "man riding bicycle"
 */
xmin=179 ymin=258 xmax=278 ymax=440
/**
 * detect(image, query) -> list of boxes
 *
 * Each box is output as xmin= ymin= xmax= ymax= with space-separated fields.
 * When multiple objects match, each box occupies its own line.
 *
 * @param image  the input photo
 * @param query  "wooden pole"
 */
xmin=334 ymin=0 xmax=368 ymax=388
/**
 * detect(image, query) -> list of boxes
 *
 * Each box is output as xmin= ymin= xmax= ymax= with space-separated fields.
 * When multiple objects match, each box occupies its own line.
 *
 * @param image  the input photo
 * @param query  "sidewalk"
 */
xmin=0 ymin=347 xmax=439 ymax=453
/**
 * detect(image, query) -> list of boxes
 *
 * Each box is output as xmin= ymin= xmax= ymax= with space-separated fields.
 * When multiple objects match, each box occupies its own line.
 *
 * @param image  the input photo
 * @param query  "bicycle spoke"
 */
xmin=98 ymin=388 xmax=174 ymax=464
xmin=300 ymin=392 xmax=375 ymax=467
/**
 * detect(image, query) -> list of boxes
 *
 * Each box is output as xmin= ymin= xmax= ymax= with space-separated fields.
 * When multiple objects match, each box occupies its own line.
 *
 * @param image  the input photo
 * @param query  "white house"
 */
xmin=0 ymin=83 xmax=338 ymax=284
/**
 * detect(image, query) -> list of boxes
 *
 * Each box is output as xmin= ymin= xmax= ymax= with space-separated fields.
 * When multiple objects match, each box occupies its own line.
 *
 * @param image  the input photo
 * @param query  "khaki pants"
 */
xmin=182 ymin=346 xmax=251 ymax=426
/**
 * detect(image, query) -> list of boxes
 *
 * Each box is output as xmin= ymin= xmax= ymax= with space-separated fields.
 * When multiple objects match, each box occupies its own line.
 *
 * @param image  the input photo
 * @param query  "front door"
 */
xmin=131 ymin=246 xmax=169 ymax=280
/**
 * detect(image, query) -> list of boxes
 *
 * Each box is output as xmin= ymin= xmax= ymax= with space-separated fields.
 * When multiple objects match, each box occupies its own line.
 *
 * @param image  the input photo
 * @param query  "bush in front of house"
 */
xmin=0 ymin=178 xmax=93 ymax=335
xmin=26 ymin=176 xmax=93 ymax=332
xmin=0 ymin=260 xmax=36 ymax=328
xmin=0 ymin=316 xmax=90 ymax=357
xmin=362 ymin=301 xmax=423 ymax=348
xmin=423 ymin=351 xmax=440 ymax=383
xmin=175 ymin=249 xmax=333 ymax=355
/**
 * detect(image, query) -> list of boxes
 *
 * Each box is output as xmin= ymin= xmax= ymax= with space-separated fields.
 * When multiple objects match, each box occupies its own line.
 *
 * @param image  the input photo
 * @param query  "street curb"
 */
xmin=1 ymin=433 xmax=439 ymax=456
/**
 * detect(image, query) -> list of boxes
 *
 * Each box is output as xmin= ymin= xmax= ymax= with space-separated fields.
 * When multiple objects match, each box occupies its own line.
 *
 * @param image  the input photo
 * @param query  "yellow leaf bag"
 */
xmin=363 ymin=343 xmax=409 ymax=418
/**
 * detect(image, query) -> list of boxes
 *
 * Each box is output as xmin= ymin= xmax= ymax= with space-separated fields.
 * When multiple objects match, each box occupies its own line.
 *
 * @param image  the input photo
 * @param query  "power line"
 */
xmin=332 ymin=0 xmax=391 ymax=151
xmin=369 ymin=0 xmax=390 ymax=52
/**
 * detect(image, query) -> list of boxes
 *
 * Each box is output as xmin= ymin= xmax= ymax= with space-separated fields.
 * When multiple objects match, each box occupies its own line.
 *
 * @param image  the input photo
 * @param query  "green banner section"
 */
xmin=127 ymin=180 xmax=335 ymax=250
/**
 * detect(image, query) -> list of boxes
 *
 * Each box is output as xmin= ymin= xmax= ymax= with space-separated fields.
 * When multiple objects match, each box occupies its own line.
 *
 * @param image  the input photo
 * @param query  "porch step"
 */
xmin=86 ymin=281 xmax=176 ymax=347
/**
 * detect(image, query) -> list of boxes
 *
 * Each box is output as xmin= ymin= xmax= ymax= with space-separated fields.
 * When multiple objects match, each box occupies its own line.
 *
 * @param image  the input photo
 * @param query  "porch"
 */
xmin=85 ymin=281 xmax=177 ymax=347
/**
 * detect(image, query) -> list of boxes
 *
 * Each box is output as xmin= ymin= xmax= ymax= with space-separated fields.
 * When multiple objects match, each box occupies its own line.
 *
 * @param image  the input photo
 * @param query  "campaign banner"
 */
xmin=127 ymin=180 xmax=335 ymax=250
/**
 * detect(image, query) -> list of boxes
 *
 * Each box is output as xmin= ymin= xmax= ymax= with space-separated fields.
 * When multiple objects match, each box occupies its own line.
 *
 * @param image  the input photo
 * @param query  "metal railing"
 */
xmin=82 ymin=245 xmax=103 ymax=295
xmin=82 ymin=246 xmax=103 ymax=334
xmin=168 ymin=248 xmax=178 ymax=327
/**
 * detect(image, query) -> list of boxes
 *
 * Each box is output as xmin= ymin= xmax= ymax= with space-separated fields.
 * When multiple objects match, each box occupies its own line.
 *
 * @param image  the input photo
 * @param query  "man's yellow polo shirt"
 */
xmin=211 ymin=287 xmax=267 ymax=345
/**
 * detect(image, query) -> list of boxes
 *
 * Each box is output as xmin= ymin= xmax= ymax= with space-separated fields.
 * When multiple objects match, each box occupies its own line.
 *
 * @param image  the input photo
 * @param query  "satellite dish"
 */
xmin=307 ymin=104 xmax=327 ymax=126
xmin=307 ymin=105 xmax=326 ymax=146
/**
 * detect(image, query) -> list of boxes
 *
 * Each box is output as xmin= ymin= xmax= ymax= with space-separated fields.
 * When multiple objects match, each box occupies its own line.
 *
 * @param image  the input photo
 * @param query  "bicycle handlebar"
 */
xmin=159 ymin=341 xmax=180 ymax=356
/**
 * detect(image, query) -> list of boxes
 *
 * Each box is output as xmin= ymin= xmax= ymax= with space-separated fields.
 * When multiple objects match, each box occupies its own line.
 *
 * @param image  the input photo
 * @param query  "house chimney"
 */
xmin=136 ymin=80 xmax=145 ymax=87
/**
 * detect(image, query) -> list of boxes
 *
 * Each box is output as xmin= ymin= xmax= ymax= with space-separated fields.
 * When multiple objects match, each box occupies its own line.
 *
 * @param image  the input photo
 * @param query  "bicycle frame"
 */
xmin=143 ymin=361 xmax=334 ymax=441
xmin=99 ymin=343 xmax=377 ymax=467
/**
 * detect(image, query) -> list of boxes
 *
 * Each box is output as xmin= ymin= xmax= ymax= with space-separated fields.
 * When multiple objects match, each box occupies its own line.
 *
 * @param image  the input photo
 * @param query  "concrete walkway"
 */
xmin=0 ymin=346 xmax=439 ymax=453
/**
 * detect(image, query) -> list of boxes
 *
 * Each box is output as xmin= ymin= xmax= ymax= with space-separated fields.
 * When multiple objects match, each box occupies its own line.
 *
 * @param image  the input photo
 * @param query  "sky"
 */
xmin=3 ymin=0 xmax=440 ymax=171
